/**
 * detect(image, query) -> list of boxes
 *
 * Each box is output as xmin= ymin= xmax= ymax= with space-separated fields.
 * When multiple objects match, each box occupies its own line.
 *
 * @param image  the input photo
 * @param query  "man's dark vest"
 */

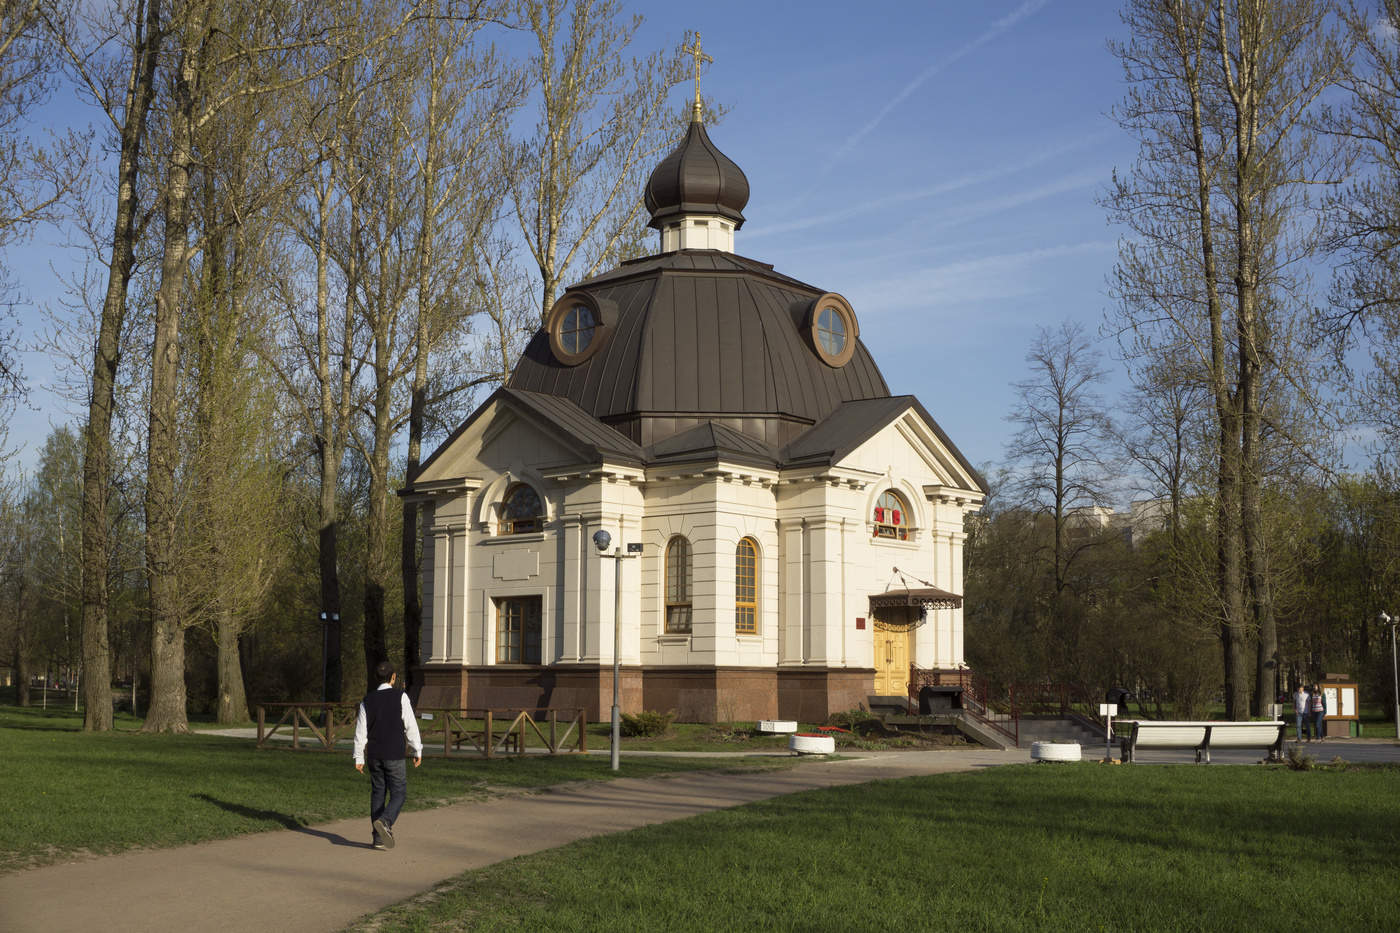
xmin=362 ymin=687 xmax=407 ymax=760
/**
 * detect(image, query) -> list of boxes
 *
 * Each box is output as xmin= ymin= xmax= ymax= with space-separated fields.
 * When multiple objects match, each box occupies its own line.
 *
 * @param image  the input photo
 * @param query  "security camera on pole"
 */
xmin=594 ymin=530 xmax=642 ymax=771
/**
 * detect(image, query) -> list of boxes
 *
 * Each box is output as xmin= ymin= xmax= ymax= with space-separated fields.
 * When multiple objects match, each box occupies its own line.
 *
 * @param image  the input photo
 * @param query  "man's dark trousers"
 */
xmin=368 ymin=757 xmax=407 ymax=828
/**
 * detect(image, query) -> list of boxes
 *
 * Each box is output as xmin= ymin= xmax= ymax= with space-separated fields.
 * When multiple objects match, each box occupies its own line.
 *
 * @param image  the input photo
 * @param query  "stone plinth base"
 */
xmin=412 ymin=664 xmax=875 ymax=723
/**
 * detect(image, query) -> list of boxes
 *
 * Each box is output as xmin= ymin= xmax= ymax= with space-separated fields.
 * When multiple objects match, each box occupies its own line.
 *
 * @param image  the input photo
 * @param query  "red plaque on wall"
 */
xmin=856 ymin=617 xmax=865 ymax=630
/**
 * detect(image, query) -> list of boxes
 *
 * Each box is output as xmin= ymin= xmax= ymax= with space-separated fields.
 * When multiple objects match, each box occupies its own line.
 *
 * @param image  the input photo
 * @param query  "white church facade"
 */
xmin=403 ymin=93 xmax=986 ymax=723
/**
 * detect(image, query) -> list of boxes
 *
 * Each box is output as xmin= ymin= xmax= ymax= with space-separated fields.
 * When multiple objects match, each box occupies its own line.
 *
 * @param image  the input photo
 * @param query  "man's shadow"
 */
xmin=193 ymin=793 xmax=371 ymax=848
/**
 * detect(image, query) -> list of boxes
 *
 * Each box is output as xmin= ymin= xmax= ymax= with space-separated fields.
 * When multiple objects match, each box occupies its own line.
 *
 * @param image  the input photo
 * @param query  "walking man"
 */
xmin=1293 ymin=683 xmax=1309 ymax=742
xmin=353 ymin=660 xmax=423 ymax=850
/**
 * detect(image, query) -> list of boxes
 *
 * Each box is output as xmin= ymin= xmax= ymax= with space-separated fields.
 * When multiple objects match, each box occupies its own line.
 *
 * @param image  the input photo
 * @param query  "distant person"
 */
xmin=1293 ymin=684 xmax=1309 ymax=741
xmin=1309 ymin=684 xmax=1326 ymax=743
xmin=353 ymin=661 xmax=423 ymax=850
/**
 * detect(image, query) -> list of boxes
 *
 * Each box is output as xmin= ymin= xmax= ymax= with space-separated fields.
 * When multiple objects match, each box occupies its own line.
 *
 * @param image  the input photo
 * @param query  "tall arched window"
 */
xmin=665 ymin=536 xmax=692 ymax=634
xmin=873 ymin=490 xmax=910 ymax=540
xmin=500 ymin=483 xmax=543 ymax=534
xmin=735 ymin=537 xmax=758 ymax=635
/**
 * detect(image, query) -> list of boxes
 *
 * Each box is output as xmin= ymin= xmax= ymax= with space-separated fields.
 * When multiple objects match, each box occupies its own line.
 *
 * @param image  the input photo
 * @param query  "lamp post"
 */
xmin=1380 ymin=612 xmax=1400 ymax=741
xmin=594 ymin=531 xmax=641 ymax=771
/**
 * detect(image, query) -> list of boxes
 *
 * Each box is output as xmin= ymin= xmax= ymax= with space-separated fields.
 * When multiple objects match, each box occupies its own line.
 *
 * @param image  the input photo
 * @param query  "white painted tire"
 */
xmin=757 ymin=720 xmax=798 ymax=734
xmin=789 ymin=734 xmax=836 ymax=755
xmin=1031 ymin=741 xmax=1082 ymax=762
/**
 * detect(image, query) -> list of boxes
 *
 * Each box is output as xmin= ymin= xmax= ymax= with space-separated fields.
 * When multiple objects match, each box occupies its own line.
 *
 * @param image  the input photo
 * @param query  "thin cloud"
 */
xmin=1373 ymin=14 xmax=1399 ymax=45
xmin=748 ymin=127 xmax=1111 ymax=241
xmin=812 ymin=0 xmax=1052 ymax=183
xmin=928 ymin=170 xmax=1103 ymax=231
xmin=854 ymin=239 xmax=1117 ymax=313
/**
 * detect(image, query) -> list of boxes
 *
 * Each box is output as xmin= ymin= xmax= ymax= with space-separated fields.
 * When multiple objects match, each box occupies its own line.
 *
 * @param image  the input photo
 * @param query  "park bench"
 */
xmin=1117 ymin=720 xmax=1286 ymax=763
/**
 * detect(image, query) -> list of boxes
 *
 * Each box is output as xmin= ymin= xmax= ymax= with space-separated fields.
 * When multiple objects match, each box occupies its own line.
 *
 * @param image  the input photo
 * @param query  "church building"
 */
xmin=403 ymin=73 xmax=987 ymax=723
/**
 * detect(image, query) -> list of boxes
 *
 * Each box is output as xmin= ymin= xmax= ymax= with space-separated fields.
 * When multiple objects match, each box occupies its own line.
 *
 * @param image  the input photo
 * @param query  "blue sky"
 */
xmin=633 ymin=0 xmax=1133 ymax=480
xmin=7 ymin=0 xmax=1139 ymax=486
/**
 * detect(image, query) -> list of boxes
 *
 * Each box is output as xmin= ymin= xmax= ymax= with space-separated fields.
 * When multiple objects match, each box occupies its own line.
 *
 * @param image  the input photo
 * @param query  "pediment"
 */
xmin=784 ymin=397 xmax=985 ymax=495
xmin=413 ymin=389 xmax=642 ymax=488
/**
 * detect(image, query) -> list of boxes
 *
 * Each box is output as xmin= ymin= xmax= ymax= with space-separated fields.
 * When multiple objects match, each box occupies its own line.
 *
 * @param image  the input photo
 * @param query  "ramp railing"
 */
xmin=254 ymin=704 xmax=588 ymax=757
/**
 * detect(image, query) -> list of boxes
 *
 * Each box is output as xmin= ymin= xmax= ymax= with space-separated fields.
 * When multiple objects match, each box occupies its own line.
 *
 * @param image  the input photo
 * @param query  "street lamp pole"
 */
xmin=594 ymin=531 xmax=640 ymax=772
xmin=1382 ymin=612 xmax=1400 ymax=741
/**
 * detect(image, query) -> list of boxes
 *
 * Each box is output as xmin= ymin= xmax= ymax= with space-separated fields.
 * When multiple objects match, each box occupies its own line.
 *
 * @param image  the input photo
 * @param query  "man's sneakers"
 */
xmin=372 ymin=818 xmax=395 ymax=850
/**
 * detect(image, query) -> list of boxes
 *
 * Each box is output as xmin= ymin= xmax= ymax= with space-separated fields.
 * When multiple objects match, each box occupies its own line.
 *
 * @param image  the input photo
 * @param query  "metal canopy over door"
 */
xmin=868 ymin=588 xmax=963 ymax=697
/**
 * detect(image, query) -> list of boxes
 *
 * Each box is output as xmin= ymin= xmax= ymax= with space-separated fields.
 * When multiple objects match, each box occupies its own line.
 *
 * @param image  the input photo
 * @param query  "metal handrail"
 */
xmin=907 ymin=667 xmax=1019 ymax=745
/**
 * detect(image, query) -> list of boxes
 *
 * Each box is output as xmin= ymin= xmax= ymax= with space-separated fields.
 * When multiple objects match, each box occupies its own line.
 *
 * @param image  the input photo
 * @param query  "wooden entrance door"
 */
xmin=873 ymin=624 xmax=910 ymax=696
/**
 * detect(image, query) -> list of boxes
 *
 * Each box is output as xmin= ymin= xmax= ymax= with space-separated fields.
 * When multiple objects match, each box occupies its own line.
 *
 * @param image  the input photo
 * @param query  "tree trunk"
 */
xmin=145 ymin=619 xmax=188 ymax=731
xmin=80 ymin=0 xmax=162 ymax=733
xmin=215 ymin=608 xmax=249 ymax=724
xmin=15 ymin=622 xmax=30 ymax=707
xmin=400 ymin=498 xmax=421 ymax=692
xmin=141 ymin=23 xmax=203 ymax=735
xmin=314 ymin=144 xmax=346 ymax=703
xmin=362 ymin=337 xmax=392 ymax=680
xmin=318 ymin=479 xmax=343 ymax=702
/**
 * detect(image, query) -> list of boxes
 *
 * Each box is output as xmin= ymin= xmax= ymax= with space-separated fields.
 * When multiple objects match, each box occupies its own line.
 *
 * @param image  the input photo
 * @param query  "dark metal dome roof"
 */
xmin=506 ymin=250 xmax=890 ymax=448
xmin=645 ymin=119 xmax=750 ymax=230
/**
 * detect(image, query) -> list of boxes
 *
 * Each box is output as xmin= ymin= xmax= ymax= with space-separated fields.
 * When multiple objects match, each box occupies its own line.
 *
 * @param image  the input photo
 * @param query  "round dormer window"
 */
xmin=559 ymin=305 xmax=596 ymax=355
xmin=816 ymin=306 xmax=845 ymax=357
xmin=546 ymin=292 xmax=611 ymax=365
xmin=806 ymin=293 xmax=858 ymax=367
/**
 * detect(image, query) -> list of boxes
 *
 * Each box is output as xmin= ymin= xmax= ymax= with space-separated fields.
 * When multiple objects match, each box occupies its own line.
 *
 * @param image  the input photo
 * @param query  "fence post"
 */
xmin=256 ymin=706 xmax=265 ymax=748
xmin=484 ymin=710 xmax=494 ymax=759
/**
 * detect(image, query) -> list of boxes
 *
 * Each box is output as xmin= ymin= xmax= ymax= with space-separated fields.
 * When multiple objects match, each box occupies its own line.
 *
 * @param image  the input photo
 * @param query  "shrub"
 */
xmin=826 ymin=708 xmax=877 ymax=732
xmin=1285 ymin=745 xmax=1315 ymax=771
xmin=619 ymin=709 xmax=676 ymax=737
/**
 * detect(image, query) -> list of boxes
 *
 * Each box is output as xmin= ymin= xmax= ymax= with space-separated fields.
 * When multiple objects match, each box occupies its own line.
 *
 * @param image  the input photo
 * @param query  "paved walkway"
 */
xmin=0 ymin=747 xmax=1026 ymax=933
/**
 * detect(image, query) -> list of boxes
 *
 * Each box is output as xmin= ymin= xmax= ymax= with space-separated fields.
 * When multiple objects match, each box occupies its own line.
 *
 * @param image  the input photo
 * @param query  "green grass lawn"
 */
xmin=0 ymin=704 xmax=791 ymax=873
xmin=350 ymin=763 xmax=1400 ymax=933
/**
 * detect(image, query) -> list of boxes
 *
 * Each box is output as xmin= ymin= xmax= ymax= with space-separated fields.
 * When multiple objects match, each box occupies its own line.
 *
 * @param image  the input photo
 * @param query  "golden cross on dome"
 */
xmin=682 ymin=31 xmax=712 ymax=122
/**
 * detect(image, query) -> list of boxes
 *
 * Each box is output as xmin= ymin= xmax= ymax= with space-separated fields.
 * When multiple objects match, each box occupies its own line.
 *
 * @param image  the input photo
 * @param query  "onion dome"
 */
xmin=645 ymin=118 xmax=750 ymax=231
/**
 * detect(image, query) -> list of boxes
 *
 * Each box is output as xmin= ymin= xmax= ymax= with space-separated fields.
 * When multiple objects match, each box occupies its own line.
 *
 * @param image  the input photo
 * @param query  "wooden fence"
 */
xmin=254 ymin=703 xmax=588 ymax=758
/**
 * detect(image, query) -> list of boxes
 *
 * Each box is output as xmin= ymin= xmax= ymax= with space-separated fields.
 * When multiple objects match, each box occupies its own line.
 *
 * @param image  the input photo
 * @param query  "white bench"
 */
xmin=1117 ymin=720 xmax=1286 ymax=763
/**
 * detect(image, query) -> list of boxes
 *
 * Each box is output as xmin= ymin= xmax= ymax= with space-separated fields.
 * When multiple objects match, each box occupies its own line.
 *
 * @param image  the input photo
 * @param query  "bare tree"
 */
xmin=1118 ymin=355 xmax=1211 ymax=543
xmin=1005 ymin=321 xmax=1118 ymax=600
xmin=398 ymin=7 xmax=523 ymax=691
xmin=1329 ymin=2 xmax=1400 ymax=460
xmin=508 ymin=0 xmax=688 ymax=321
xmin=140 ymin=0 xmax=406 ymax=731
xmin=1328 ymin=1 xmax=1400 ymax=329
xmin=52 ymin=0 xmax=164 ymax=732
xmin=1106 ymin=0 xmax=1344 ymax=716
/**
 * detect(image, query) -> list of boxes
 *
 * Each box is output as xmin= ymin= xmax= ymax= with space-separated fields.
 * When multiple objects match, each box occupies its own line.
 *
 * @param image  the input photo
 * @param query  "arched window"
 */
xmin=665 ymin=536 xmax=692 ymax=634
xmin=735 ymin=537 xmax=758 ymax=635
xmin=873 ymin=490 xmax=910 ymax=540
xmin=500 ymin=483 xmax=543 ymax=534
